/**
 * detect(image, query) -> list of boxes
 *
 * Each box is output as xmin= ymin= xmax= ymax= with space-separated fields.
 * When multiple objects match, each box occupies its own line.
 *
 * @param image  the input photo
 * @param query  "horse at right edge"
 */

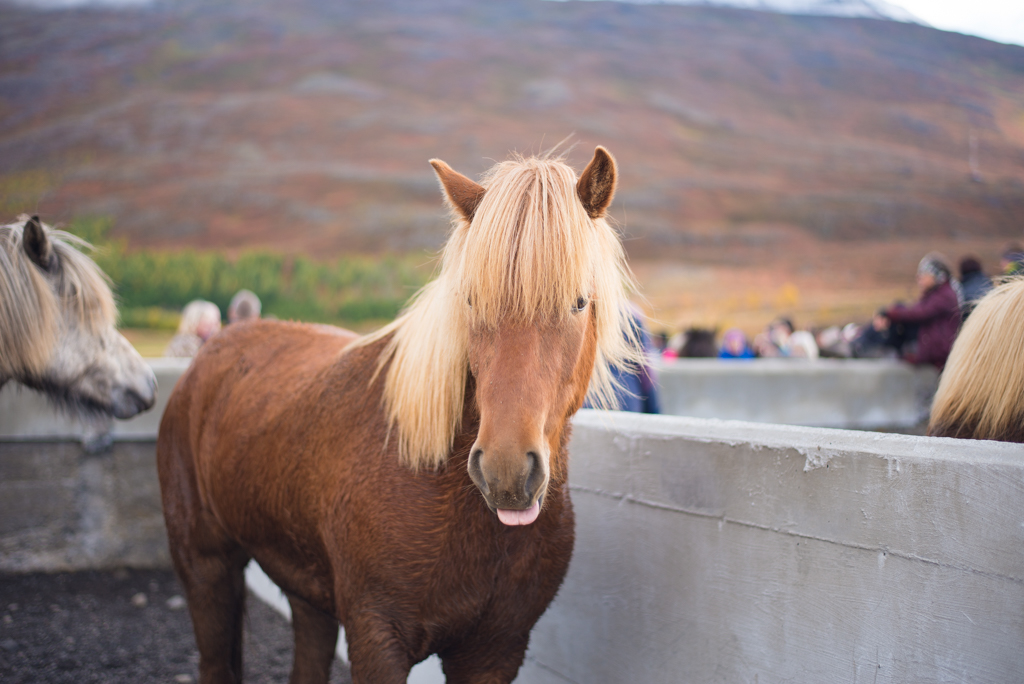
xmin=929 ymin=277 xmax=1024 ymax=442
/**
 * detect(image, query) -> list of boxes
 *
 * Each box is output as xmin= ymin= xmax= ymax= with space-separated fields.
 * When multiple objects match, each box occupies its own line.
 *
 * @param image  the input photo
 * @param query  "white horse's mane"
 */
xmin=0 ymin=216 xmax=116 ymax=380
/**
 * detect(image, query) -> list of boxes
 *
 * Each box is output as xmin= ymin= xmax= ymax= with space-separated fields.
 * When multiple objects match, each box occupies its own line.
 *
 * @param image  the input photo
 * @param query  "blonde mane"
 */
xmin=357 ymin=154 xmax=640 ymax=469
xmin=0 ymin=216 xmax=116 ymax=380
xmin=929 ymin=277 xmax=1024 ymax=441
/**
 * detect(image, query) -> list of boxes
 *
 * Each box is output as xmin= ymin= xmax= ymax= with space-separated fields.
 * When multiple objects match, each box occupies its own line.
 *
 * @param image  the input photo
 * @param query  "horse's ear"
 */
xmin=23 ymin=215 xmax=55 ymax=272
xmin=577 ymin=146 xmax=617 ymax=219
xmin=430 ymin=159 xmax=486 ymax=223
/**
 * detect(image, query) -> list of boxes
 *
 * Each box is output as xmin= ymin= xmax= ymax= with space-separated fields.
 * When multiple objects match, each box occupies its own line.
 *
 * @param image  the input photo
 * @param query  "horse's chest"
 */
xmin=402 ymin=529 xmax=554 ymax=640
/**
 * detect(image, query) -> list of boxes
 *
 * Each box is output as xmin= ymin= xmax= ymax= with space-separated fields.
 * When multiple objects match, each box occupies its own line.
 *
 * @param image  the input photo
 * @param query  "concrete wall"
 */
xmin=654 ymin=358 xmax=939 ymax=429
xmin=0 ymin=358 xmax=189 ymax=442
xmin=517 ymin=411 xmax=1024 ymax=684
xmin=0 ymin=359 xmax=188 ymax=572
xmin=0 ymin=440 xmax=170 ymax=572
xmin=4 ymin=359 xmax=1021 ymax=683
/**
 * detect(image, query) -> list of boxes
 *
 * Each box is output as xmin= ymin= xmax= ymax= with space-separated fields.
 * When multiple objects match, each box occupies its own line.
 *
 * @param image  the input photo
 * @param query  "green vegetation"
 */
xmin=69 ymin=217 xmax=433 ymax=329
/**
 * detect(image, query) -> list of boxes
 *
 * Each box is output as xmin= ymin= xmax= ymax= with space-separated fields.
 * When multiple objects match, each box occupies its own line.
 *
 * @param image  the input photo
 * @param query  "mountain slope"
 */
xmin=574 ymin=0 xmax=921 ymax=22
xmin=0 ymin=0 xmax=1022 ymax=266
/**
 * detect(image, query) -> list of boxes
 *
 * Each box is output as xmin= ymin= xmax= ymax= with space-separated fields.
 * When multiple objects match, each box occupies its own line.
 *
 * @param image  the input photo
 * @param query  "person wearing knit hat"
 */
xmin=874 ymin=252 xmax=961 ymax=370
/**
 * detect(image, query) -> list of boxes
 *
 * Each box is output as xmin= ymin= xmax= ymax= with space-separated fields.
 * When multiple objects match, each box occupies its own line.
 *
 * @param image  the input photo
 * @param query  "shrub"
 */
xmin=69 ymin=217 xmax=433 ymax=328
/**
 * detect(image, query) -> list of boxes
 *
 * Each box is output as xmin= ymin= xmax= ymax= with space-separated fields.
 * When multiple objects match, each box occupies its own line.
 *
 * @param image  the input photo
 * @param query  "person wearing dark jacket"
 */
xmin=586 ymin=304 xmax=661 ymax=414
xmin=958 ymin=256 xmax=992 ymax=318
xmin=875 ymin=253 xmax=961 ymax=370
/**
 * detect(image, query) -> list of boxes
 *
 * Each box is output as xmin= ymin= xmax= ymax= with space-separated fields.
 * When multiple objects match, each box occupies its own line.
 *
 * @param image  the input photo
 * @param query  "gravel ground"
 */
xmin=0 ymin=568 xmax=352 ymax=684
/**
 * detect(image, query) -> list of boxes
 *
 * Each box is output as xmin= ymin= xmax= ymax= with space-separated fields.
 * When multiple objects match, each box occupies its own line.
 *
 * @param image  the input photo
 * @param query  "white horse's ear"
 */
xmin=23 ymin=215 xmax=55 ymax=272
xmin=576 ymin=146 xmax=617 ymax=219
xmin=430 ymin=159 xmax=486 ymax=223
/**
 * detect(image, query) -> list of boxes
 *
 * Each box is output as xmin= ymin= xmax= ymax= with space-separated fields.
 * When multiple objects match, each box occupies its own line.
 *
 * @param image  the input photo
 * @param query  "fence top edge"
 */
xmin=572 ymin=410 xmax=1024 ymax=465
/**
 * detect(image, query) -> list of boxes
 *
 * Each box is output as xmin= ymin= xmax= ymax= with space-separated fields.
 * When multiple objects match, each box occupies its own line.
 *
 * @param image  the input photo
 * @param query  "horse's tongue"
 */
xmin=497 ymin=501 xmax=541 ymax=526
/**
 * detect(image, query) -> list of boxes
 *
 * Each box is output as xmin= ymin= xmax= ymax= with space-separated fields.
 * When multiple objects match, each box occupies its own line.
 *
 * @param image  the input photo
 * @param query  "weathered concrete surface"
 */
xmin=2 ymin=357 xmax=939 ymax=437
xmin=0 ymin=440 xmax=169 ymax=572
xmin=654 ymin=358 xmax=939 ymax=429
xmin=517 ymin=411 xmax=1024 ymax=684
xmin=0 ymin=357 xmax=190 ymax=441
xmin=0 ymin=359 xmax=187 ymax=572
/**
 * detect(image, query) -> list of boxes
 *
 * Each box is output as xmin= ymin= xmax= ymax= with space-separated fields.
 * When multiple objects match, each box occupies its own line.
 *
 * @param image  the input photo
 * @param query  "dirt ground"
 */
xmin=0 ymin=568 xmax=352 ymax=684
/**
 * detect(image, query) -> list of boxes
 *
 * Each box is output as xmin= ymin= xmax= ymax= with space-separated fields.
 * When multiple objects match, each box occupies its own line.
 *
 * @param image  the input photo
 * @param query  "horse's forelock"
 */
xmin=455 ymin=157 xmax=598 ymax=325
xmin=356 ymin=153 xmax=641 ymax=469
xmin=48 ymin=229 xmax=117 ymax=333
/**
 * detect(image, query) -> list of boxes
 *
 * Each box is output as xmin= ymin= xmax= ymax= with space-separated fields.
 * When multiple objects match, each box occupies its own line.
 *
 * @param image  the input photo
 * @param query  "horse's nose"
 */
xmin=111 ymin=387 xmax=150 ymax=419
xmin=468 ymin=447 xmax=547 ymax=511
xmin=112 ymin=372 xmax=157 ymax=419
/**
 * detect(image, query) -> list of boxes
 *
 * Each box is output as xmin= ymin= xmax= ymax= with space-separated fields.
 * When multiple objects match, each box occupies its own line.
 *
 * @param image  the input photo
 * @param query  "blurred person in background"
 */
xmin=786 ymin=330 xmax=819 ymax=359
xmin=873 ymin=253 xmax=960 ymax=370
xmin=752 ymin=317 xmax=793 ymax=357
xmin=718 ymin=328 xmax=755 ymax=359
xmin=999 ymin=244 xmax=1024 ymax=276
xmin=591 ymin=304 xmax=660 ymax=413
xmin=663 ymin=327 xmax=716 ymax=359
xmin=164 ymin=300 xmax=221 ymax=358
xmin=678 ymin=327 xmax=717 ymax=358
xmin=958 ymin=255 xmax=992 ymax=318
xmin=228 ymin=289 xmax=262 ymax=324
xmin=816 ymin=323 xmax=862 ymax=358
xmin=652 ymin=330 xmax=669 ymax=354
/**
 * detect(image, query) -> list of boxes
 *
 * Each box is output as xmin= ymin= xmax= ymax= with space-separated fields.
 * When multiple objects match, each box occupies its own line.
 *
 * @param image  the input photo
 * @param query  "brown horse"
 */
xmin=157 ymin=148 xmax=640 ymax=683
xmin=929 ymin=277 xmax=1024 ymax=442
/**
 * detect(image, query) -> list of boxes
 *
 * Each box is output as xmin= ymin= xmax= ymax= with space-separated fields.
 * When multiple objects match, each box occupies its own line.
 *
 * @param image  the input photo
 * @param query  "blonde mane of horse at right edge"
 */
xmin=929 ymin=277 xmax=1024 ymax=441
xmin=355 ymin=150 xmax=642 ymax=471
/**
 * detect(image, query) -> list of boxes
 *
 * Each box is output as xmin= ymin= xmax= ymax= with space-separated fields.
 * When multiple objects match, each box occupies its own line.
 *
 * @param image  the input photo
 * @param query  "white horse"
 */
xmin=0 ymin=215 xmax=156 ymax=425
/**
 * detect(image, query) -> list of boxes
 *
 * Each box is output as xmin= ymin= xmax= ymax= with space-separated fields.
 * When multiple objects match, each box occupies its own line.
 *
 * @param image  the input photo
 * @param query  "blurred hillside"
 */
xmin=2 ymin=0 xmax=1023 ymax=329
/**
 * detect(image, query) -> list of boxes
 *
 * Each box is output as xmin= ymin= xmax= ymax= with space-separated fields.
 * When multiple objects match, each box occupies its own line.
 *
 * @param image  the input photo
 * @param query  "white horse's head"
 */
xmin=0 ymin=216 xmax=156 ymax=421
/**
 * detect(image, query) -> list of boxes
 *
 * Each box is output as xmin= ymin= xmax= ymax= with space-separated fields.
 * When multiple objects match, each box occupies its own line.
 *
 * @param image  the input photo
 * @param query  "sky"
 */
xmin=13 ymin=0 xmax=1024 ymax=48
xmin=896 ymin=0 xmax=1024 ymax=47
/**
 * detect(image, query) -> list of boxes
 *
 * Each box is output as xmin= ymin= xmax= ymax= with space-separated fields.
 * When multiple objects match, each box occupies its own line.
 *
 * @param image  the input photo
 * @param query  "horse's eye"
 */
xmin=572 ymin=296 xmax=588 ymax=313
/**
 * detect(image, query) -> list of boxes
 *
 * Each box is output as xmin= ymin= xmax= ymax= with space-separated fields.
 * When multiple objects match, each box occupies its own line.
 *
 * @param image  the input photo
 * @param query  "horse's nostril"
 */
xmin=525 ymin=451 xmax=544 ymax=501
xmin=468 ymin=448 xmax=488 ymax=495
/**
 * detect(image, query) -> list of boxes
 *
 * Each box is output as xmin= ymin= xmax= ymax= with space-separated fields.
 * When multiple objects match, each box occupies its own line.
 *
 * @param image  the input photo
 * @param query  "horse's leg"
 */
xmin=343 ymin=615 xmax=414 ymax=684
xmin=440 ymin=632 xmax=530 ymax=684
xmin=159 ymin=427 xmax=250 ymax=683
xmin=287 ymin=594 xmax=339 ymax=684
xmin=169 ymin=512 xmax=250 ymax=684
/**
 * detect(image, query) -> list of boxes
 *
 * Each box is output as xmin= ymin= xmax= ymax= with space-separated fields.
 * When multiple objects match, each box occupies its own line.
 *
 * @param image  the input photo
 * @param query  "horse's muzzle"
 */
xmin=112 ymin=372 xmax=157 ymax=419
xmin=467 ymin=447 xmax=548 ymax=526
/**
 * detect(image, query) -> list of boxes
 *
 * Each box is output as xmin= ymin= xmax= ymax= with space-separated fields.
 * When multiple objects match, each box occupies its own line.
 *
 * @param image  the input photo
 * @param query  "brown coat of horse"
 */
xmin=158 ymin=148 xmax=636 ymax=683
